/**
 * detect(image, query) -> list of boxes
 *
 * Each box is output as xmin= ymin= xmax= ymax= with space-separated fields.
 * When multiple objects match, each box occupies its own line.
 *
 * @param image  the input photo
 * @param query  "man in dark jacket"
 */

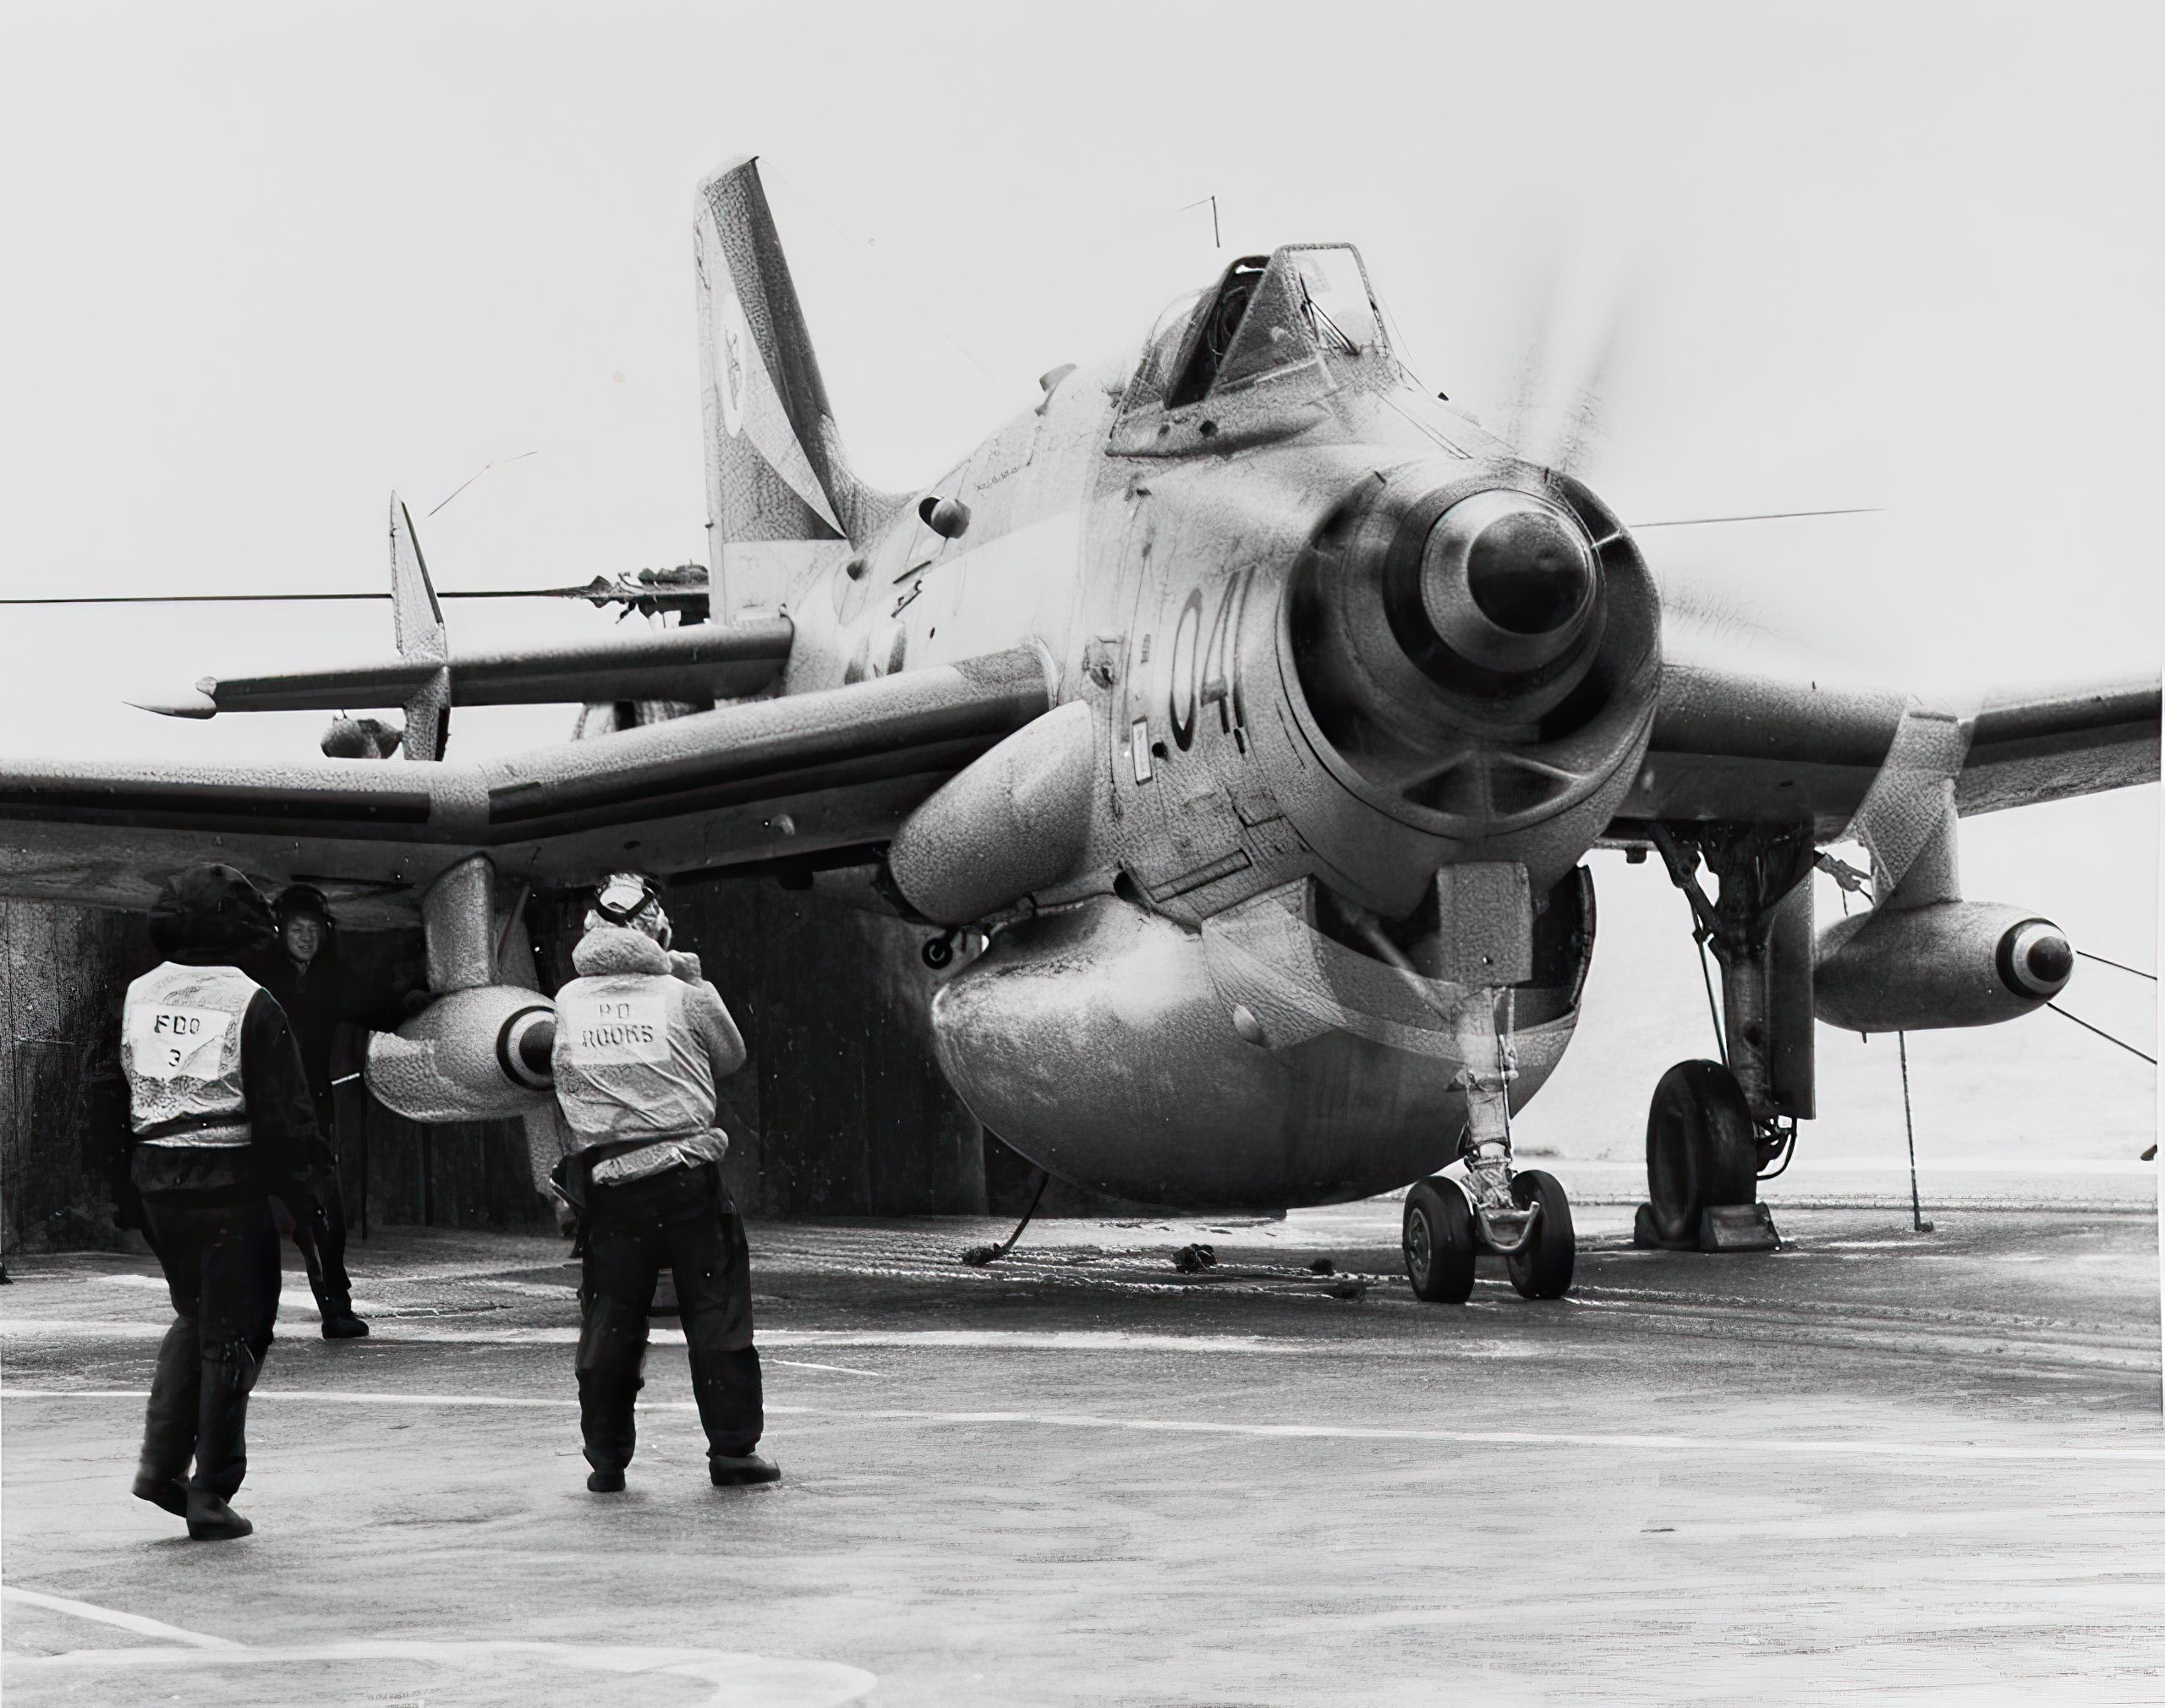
xmin=122 ymin=864 xmax=326 ymax=1540
xmin=253 ymin=884 xmax=370 ymax=1337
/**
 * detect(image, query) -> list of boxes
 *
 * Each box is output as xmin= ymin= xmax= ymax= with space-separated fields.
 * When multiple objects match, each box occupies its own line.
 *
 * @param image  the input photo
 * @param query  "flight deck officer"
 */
xmin=550 ymin=873 xmax=779 ymax=1493
xmin=120 ymin=864 xmax=326 ymax=1541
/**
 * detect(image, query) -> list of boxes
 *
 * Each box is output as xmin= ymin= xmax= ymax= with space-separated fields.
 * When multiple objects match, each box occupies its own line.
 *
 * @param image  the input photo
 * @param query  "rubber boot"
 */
xmin=189 ymin=1336 xmax=258 ymax=1515
xmin=586 ymin=1468 xmax=626 ymax=1492
xmin=319 ymin=1297 xmax=370 ymax=1339
xmin=709 ymin=1453 xmax=781 ymax=1487
xmin=135 ymin=1317 xmax=200 ymax=1518
xmin=303 ymin=1191 xmax=366 ymax=1338
xmin=134 ymin=1316 xmax=200 ymax=1515
xmin=576 ymin=1295 xmax=649 ymax=1481
xmin=131 ymin=1474 xmax=188 ymax=1517
xmin=185 ymin=1487 xmax=254 ymax=1541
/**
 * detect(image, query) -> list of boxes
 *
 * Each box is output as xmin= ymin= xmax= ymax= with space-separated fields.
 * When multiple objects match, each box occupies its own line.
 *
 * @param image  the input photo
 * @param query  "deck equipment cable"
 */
xmin=2045 ymin=1003 xmax=2157 ymax=1065
xmin=1694 ymin=927 xmax=1727 ymax=1065
xmin=1897 ymin=1032 xmax=1930 ymax=1234
xmin=961 ymin=1169 xmax=1051 ymax=1267
xmin=2075 ymin=950 xmax=2157 ymax=983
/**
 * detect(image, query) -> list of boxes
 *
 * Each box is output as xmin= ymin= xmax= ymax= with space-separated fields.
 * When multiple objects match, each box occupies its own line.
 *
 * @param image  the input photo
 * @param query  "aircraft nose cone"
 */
xmin=1997 ymin=918 xmax=2074 ymax=998
xmin=1416 ymin=490 xmax=1598 ymax=680
xmin=1465 ymin=508 xmax=1595 ymax=636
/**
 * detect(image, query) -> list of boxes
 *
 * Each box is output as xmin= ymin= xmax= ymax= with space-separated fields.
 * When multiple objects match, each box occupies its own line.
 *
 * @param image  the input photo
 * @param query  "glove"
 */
xmin=668 ymin=950 xmax=704 ymax=985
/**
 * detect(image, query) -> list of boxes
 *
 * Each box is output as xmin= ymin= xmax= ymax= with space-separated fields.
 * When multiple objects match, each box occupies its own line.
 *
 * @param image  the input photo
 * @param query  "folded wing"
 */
xmin=138 ymin=618 xmax=797 ymax=719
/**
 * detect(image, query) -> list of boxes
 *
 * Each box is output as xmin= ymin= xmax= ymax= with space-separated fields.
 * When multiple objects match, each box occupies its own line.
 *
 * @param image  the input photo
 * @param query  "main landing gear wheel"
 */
xmin=1403 ymin=1177 xmax=1477 ymax=1304
xmin=1645 ymin=1059 xmax=1757 ymax=1245
xmin=1505 ymin=1169 xmax=1576 ymax=1299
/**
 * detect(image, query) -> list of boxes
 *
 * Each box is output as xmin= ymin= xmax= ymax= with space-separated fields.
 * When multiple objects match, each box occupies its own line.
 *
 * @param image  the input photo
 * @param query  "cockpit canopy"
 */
xmin=1119 ymin=244 xmax=1390 ymax=437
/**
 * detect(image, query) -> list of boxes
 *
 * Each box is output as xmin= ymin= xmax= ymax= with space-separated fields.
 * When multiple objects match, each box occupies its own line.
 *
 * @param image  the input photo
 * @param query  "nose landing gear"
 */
xmin=1400 ymin=1167 xmax=1578 ymax=1303
xmin=1401 ymin=979 xmax=1579 ymax=1305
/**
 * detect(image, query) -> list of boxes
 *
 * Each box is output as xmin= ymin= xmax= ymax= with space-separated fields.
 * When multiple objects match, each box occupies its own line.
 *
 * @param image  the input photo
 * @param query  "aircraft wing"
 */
xmin=0 ymin=646 xmax=1050 ymax=924
xmin=1612 ymin=666 xmax=2161 ymax=837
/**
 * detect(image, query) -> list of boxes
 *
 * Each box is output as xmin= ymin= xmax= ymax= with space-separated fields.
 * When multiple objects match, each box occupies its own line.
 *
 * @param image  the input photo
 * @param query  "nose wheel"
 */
xmin=1403 ymin=1178 xmax=1477 ymax=1302
xmin=1402 ymin=1169 xmax=1577 ymax=1303
xmin=1504 ymin=1168 xmax=1576 ymax=1298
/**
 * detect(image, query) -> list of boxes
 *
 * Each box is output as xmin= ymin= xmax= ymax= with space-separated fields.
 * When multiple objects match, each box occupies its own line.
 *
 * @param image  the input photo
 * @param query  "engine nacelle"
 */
xmin=1814 ymin=901 xmax=2073 ymax=1034
xmin=364 ymin=983 xmax=557 ymax=1123
xmin=1279 ymin=460 xmax=1662 ymax=901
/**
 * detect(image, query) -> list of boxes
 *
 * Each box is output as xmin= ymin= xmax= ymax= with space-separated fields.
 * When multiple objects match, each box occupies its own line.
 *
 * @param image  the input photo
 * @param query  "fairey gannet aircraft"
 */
xmin=1 ymin=156 xmax=2153 ymax=1304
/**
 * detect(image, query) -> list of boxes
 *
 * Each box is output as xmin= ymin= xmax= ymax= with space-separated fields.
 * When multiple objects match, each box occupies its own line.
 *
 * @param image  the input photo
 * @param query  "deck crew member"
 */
xmin=255 ymin=883 xmax=369 ymax=1338
xmin=121 ymin=864 xmax=325 ymax=1541
xmin=551 ymin=873 xmax=778 ymax=1493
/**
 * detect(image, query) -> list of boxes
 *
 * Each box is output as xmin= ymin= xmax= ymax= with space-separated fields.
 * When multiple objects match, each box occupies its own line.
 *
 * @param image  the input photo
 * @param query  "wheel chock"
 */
xmin=1631 ymin=1204 xmax=1696 ymax=1251
xmin=1698 ymin=1203 xmax=1780 ymax=1252
xmin=1631 ymin=1202 xmax=1781 ymax=1252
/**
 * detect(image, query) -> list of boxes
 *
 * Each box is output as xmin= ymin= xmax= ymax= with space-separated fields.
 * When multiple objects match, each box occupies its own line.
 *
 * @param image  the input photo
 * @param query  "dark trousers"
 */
xmin=577 ymin=1164 xmax=761 ymax=1474
xmin=274 ymin=1178 xmax=354 ymax=1314
xmin=137 ymin=1199 xmax=281 ymax=1499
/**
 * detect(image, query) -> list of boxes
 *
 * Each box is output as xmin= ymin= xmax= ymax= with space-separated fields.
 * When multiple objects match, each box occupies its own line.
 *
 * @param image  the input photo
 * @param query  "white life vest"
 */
xmin=121 ymin=961 xmax=260 ymax=1147
xmin=551 ymin=971 xmax=718 ymax=1152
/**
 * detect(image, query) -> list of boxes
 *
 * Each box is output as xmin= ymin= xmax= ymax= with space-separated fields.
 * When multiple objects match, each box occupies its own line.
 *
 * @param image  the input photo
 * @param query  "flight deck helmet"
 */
xmin=584 ymin=871 xmax=671 ymax=950
xmin=149 ymin=863 xmax=277 ymax=960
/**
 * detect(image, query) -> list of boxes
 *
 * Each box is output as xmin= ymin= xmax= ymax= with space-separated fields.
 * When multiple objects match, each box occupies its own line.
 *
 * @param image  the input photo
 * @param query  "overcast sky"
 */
xmin=0 ymin=3 xmax=2155 ymax=1154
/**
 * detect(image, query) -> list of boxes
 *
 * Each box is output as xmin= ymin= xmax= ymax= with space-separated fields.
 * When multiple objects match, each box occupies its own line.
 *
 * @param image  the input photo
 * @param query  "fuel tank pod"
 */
xmin=364 ymin=984 xmax=557 ymax=1123
xmin=1813 ymin=901 xmax=2073 ymax=1033
xmin=886 ymin=701 xmax=1096 ymax=926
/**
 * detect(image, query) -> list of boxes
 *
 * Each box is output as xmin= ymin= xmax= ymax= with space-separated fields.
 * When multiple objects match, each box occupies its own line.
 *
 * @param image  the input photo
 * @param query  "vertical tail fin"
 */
xmin=389 ymin=494 xmax=451 ymax=760
xmin=695 ymin=156 xmax=894 ymax=554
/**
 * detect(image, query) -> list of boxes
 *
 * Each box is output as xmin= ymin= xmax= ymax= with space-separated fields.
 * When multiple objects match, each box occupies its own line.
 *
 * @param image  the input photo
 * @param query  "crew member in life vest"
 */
xmin=120 ymin=864 xmax=326 ymax=1541
xmin=551 ymin=873 xmax=778 ymax=1493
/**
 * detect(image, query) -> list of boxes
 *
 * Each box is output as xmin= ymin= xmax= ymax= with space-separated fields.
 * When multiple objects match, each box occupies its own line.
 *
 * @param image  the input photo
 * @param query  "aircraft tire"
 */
xmin=1645 ymin=1059 xmax=1757 ymax=1244
xmin=1505 ymin=1169 xmax=1576 ymax=1299
xmin=1402 ymin=1177 xmax=1477 ymax=1304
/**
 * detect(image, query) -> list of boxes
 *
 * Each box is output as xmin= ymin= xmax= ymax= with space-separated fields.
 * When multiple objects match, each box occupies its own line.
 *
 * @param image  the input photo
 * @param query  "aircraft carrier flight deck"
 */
xmin=4 ymin=1161 xmax=2157 ymax=1705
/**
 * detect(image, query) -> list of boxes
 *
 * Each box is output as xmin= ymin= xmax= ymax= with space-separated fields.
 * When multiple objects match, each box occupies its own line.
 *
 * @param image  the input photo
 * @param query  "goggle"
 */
xmin=593 ymin=872 xmax=660 ymax=927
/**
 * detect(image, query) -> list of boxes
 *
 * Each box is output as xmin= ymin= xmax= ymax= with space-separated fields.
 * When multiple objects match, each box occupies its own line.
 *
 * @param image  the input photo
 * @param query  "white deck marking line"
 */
xmin=1 ymin=1585 xmax=240 ymax=1648
xmin=4 ymin=1637 xmax=875 ymax=1704
xmin=766 ymin=1360 xmax=882 ymax=1377
xmin=7 ymin=1389 xmax=2160 ymax=1464
xmin=0 ymin=1322 xmax=1548 ymax=1355
xmin=5 ymin=1388 xmax=578 ymax=1408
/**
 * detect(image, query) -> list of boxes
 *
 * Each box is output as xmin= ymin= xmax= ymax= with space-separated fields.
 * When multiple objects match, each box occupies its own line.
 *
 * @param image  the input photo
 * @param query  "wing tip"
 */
xmin=129 ymin=688 xmax=217 ymax=720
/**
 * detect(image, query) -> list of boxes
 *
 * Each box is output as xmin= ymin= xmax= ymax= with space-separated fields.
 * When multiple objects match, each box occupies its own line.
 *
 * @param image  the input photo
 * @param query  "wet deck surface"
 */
xmin=3 ymin=1180 xmax=2161 ymax=1705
